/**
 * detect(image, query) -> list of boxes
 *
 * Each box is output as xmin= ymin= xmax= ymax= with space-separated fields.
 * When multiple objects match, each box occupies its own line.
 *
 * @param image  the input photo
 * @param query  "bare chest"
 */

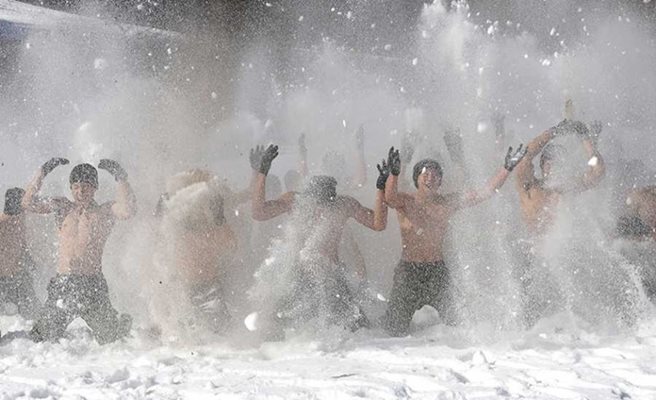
xmin=399 ymin=202 xmax=450 ymax=237
xmin=60 ymin=207 xmax=113 ymax=240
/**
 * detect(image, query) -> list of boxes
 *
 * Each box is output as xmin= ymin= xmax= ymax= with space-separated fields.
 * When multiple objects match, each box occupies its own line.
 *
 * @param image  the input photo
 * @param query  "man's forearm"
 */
xmin=114 ymin=180 xmax=137 ymax=218
xmin=22 ymin=170 xmax=45 ymax=209
xmin=251 ymin=173 xmax=268 ymax=220
xmin=384 ymin=175 xmax=402 ymax=208
xmin=525 ymin=130 xmax=554 ymax=160
xmin=373 ymin=190 xmax=388 ymax=230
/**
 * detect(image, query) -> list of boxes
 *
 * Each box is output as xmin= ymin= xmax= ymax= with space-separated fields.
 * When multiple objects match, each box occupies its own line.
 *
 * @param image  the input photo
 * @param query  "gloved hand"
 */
xmin=569 ymin=120 xmax=590 ymax=138
xmin=98 ymin=159 xmax=128 ymax=181
xmin=548 ymin=119 xmax=572 ymax=137
xmin=250 ymin=145 xmax=264 ymax=171
xmin=504 ymin=144 xmax=528 ymax=171
xmin=258 ymin=144 xmax=279 ymax=176
xmin=376 ymin=159 xmax=390 ymax=190
xmin=41 ymin=157 xmax=69 ymax=176
xmin=387 ymin=147 xmax=401 ymax=176
xmin=4 ymin=188 xmax=25 ymax=216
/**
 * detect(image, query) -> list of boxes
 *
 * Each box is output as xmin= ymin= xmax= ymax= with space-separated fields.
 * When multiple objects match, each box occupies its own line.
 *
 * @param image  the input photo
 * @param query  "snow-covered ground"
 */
xmin=2 ymin=312 xmax=656 ymax=400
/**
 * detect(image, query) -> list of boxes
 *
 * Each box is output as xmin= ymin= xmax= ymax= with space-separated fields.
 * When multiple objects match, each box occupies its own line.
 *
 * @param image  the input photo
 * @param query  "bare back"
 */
xmin=0 ymin=214 xmax=28 ymax=277
xmin=175 ymin=223 xmax=237 ymax=285
xmin=55 ymin=200 xmax=116 ymax=275
xmin=294 ymin=196 xmax=354 ymax=264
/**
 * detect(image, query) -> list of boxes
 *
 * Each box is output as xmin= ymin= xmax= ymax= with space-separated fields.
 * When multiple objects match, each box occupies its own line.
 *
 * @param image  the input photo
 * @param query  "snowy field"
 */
xmin=2 ymin=312 xmax=656 ymax=400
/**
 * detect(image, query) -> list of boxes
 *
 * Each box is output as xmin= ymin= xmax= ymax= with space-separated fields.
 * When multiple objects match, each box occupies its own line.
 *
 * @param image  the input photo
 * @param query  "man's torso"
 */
xmin=56 ymin=200 xmax=115 ymax=275
xmin=397 ymin=194 xmax=454 ymax=263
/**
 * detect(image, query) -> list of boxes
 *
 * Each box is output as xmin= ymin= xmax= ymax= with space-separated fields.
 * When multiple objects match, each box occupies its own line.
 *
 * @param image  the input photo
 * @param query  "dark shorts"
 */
xmin=30 ymin=273 xmax=131 ymax=344
xmin=0 ymin=269 xmax=41 ymax=320
xmin=187 ymin=279 xmax=231 ymax=334
xmin=275 ymin=264 xmax=369 ymax=332
xmin=383 ymin=260 xmax=455 ymax=337
xmin=511 ymin=239 xmax=564 ymax=327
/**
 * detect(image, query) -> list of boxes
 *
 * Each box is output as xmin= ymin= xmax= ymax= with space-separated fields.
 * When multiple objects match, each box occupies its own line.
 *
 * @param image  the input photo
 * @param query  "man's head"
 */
xmin=539 ymin=143 xmax=567 ymax=178
xmin=69 ymin=163 xmax=98 ymax=203
xmin=304 ymin=175 xmax=337 ymax=204
xmin=4 ymin=187 xmax=25 ymax=216
xmin=413 ymin=159 xmax=443 ymax=191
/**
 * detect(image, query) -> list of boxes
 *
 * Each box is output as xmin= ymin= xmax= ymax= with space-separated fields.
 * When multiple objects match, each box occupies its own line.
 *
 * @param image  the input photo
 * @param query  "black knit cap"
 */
xmin=304 ymin=175 xmax=337 ymax=203
xmin=540 ymin=143 xmax=567 ymax=168
xmin=412 ymin=159 xmax=443 ymax=188
xmin=69 ymin=163 xmax=98 ymax=188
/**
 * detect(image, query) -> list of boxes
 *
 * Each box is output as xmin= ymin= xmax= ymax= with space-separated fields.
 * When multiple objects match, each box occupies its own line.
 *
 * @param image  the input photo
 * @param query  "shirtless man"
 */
xmin=156 ymin=169 xmax=242 ymax=333
xmin=513 ymin=120 xmax=605 ymax=324
xmin=22 ymin=157 xmax=136 ymax=344
xmin=0 ymin=188 xmax=41 ymax=320
xmin=383 ymin=144 xmax=527 ymax=336
xmin=249 ymin=144 xmax=388 ymax=331
xmin=515 ymin=120 xmax=605 ymax=235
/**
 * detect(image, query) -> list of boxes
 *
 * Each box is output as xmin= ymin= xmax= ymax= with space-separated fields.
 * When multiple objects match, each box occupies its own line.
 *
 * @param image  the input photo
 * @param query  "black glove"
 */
xmin=41 ymin=157 xmax=69 ymax=176
xmin=250 ymin=145 xmax=264 ymax=171
xmin=548 ymin=119 xmax=571 ymax=137
xmin=98 ymin=159 xmax=128 ymax=181
xmin=259 ymin=144 xmax=279 ymax=176
xmin=569 ymin=120 xmax=590 ymax=138
xmin=444 ymin=128 xmax=465 ymax=163
xmin=376 ymin=159 xmax=390 ymax=190
xmin=504 ymin=144 xmax=528 ymax=171
xmin=4 ymin=188 xmax=25 ymax=216
xmin=388 ymin=147 xmax=401 ymax=176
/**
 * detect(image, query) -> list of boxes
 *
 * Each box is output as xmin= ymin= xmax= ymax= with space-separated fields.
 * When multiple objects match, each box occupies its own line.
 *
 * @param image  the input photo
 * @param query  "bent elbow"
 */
xmin=251 ymin=207 xmax=267 ymax=221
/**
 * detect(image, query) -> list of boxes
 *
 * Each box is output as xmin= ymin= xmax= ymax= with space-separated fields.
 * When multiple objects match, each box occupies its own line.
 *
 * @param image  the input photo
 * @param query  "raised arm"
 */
xmin=250 ymin=145 xmax=294 ymax=221
xmin=384 ymin=147 xmax=412 ymax=210
xmin=450 ymin=145 xmax=527 ymax=210
xmin=345 ymin=193 xmax=386 ymax=232
xmin=514 ymin=129 xmax=555 ymax=189
xmin=566 ymin=121 xmax=605 ymax=193
xmin=98 ymin=159 xmax=137 ymax=220
xmin=22 ymin=157 xmax=70 ymax=214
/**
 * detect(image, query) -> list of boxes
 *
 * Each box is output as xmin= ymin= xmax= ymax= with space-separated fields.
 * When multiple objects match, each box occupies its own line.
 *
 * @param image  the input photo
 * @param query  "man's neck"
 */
xmin=415 ymin=187 xmax=437 ymax=202
xmin=74 ymin=199 xmax=98 ymax=209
